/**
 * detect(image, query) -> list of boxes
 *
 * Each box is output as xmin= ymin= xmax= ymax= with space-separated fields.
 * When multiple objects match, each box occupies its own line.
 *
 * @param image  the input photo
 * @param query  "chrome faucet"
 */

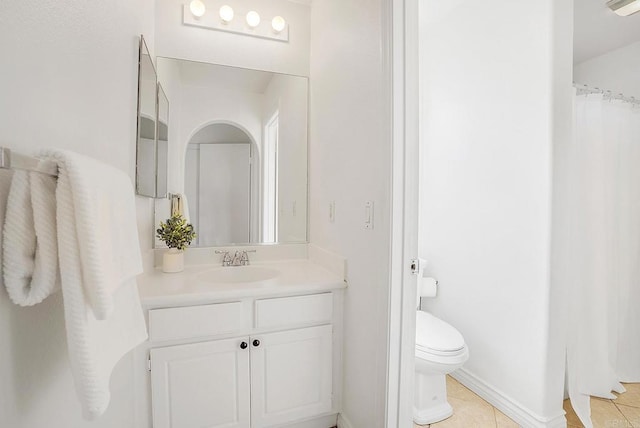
xmin=239 ymin=250 xmax=256 ymax=265
xmin=231 ymin=251 xmax=242 ymax=266
xmin=215 ymin=249 xmax=256 ymax=266
xmin=215 ymin=250 xmax=233 ymax=267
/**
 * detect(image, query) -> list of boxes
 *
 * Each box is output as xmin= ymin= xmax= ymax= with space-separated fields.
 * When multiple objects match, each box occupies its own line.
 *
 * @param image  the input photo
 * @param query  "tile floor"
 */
xmin=414 ymin=377 xmax=640 ymax=428
xmin=414 ymin=376 xmax=518 ymax=428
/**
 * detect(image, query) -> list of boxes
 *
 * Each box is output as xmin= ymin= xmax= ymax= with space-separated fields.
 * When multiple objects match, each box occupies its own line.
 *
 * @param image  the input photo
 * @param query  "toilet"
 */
xmin=414 ymin=310 xmax=469 ymax=425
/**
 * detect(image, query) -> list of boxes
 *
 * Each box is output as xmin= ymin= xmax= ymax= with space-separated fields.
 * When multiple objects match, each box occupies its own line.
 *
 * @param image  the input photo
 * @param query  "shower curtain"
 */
xmin=567 ymin=89 xmax=640 ymax=427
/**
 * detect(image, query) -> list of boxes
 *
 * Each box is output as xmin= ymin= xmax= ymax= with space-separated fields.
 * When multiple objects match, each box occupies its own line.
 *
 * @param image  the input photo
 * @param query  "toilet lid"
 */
xmin=416 ymin=311 xmax=465 ymax=352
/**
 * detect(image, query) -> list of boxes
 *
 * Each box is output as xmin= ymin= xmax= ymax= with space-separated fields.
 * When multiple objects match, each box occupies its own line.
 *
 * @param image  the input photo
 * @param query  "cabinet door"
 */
xmin=250 ymin=325 xmax=333 ymax=427
xmin=150 ymin=338 xmax=251 ymax=428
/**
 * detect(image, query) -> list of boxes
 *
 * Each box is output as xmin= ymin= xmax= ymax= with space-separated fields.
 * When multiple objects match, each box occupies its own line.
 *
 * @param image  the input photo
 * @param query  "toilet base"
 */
xmin=413 ymin=402 xmax=453 ymax=425
xmin=413 ymin=370 xmax=454 ymax=425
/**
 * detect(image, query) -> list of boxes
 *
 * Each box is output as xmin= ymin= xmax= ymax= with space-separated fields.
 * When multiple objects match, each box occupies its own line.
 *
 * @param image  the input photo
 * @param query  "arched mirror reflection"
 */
xmin=154 ymin=58 xmax=308 ymax=247
xmin=185 ymin=123 xmax=255 ymax=246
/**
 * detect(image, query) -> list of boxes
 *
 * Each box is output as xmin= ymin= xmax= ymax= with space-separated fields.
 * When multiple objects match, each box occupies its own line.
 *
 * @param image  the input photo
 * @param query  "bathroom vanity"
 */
xmin=135 ymin=258 xmax=345 ymax=428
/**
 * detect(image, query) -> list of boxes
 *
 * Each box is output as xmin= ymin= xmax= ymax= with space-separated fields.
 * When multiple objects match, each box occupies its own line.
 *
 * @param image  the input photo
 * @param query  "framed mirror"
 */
xmin=154 ymin=58 xmax=308 ymax=247
xmin=136 ymin=35 xmax=168 ymax=198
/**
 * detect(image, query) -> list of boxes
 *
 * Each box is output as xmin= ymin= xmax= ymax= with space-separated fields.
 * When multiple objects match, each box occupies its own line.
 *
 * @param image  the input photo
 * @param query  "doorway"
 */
xmin=184 ymin=123 xmax=254 ymax=246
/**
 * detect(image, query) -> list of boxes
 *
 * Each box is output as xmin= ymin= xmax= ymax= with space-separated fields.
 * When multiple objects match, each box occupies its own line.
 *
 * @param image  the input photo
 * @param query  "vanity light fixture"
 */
xmin=607 ymin=0 xmax=640 ymax=16
xmin=271 ymin=16 xmax=286 ymax=33
xmin=246 ymin=11 xmax=261 ymax=28
xmin=219 ymin=5 xmax=234 ymax=23
xmin=182 ymin=4 xmax=288 ymax=42
xmin=189 ymin=0 xmax=206 ymax=18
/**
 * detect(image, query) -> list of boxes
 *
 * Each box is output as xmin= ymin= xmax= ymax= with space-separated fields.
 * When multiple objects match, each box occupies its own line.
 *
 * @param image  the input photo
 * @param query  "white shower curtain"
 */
xmin=567 ymin=89 xmax=640 ymax=427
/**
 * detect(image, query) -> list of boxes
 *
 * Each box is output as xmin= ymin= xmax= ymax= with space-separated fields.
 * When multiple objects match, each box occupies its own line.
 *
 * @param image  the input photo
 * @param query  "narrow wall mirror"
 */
xmin=136 ymin=36 xmax=158 ymax=197
xmin=136 ymin=35 xmax=168 ymax=198
xmin=154 ymin=58 xmax=308 ymax=247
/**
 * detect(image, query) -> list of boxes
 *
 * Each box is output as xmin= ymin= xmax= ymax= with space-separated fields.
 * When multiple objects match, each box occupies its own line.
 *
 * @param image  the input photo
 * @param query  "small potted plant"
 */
xmin=156 ymin=214 xmax=196 ymax=273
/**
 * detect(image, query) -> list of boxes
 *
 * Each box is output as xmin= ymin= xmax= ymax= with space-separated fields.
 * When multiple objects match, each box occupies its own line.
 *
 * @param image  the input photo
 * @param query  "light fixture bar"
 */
xmin=182 ymin=5 xmax=289 ymax=42
xmin=607 ymin=0 xmax=640 ymax=16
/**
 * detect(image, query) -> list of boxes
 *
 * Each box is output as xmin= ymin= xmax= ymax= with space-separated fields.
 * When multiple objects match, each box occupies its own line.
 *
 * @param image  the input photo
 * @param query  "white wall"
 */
xmin=418 ymin=0 xmax=572 ymax=424
xmin=0 ymin=0 xmax=155 ymax=427
xmin=574 ymin=39 xmax=640 ymax=98
xmin=155 ymin=0 xmax=310 ymax=76
xmin=309 ymin=1 xmax=392 ymax=427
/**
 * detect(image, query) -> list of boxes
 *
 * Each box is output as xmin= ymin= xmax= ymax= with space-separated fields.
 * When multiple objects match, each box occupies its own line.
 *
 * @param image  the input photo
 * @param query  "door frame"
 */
xmin=263 ymin=111 xmax=280 ymax=243
xmin=386 ymin=0 xmax=420 ymax=427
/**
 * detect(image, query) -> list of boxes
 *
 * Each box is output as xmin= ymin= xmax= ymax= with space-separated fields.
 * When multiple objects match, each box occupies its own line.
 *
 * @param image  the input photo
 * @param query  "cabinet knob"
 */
xmin=252 ymin=339 xmax=260 ymax=347
xmin=240 ymin=341 xmax=248 ymax=349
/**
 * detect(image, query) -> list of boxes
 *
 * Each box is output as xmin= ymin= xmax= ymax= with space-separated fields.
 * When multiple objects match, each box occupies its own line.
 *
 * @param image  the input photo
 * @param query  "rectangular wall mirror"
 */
xmin=136 ymin=35 xmax=168 ymax=198
xmin=154 ymin=58 xmax=308 ymax=247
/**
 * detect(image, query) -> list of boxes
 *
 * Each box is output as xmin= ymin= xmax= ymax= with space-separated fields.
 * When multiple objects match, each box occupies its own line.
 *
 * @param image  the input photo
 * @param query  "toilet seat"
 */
xmin=415 ymin=344 xmax=469 ymax=366
xmin=415 ymin=311 xmax=466 ymax=355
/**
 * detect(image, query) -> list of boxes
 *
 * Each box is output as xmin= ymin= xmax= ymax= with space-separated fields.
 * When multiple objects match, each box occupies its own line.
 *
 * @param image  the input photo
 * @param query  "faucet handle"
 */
xmin=239 ymin=249 xmax=256 ymax=265
xmin=215 ymin=250 xmax=232 ymax=266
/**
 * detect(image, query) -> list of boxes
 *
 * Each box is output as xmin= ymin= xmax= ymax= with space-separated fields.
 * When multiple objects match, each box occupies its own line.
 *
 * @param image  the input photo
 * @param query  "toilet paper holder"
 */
xmin=416 ymin=277 xmax=439 ymax=309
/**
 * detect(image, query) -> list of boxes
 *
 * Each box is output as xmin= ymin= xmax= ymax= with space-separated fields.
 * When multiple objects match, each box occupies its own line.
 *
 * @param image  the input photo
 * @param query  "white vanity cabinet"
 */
xmin=141 ymin=290 xmax=342 ymax=428
xmin=150 ymin=337 xmax=251 ymax=428
xmin=250 ymin=325 xmax=333 ymax=427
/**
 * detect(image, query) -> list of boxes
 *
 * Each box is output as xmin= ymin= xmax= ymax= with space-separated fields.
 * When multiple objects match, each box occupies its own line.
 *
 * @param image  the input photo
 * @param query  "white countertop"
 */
xmin=137 ymin=259 xmax=347 ymax=307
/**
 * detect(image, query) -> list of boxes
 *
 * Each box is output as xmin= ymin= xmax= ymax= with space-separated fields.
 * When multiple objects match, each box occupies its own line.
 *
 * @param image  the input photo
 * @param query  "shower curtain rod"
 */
xmin=573 ymin=82 xmax=640 ymax=106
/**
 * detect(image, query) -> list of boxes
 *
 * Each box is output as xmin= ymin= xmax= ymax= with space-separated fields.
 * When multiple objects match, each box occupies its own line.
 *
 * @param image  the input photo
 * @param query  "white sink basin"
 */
xmin=195 ymin=266 xmax=280 ymax=284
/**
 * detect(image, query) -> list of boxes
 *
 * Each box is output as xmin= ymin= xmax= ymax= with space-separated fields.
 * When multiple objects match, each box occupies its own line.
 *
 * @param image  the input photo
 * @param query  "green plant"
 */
xmin=156 ymin=214 xmax=196 ymax=251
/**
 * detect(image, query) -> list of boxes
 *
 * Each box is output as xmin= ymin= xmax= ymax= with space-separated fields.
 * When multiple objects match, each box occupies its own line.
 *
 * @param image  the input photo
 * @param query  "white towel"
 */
xmin=3 ymin=170 xmax=60 ymax=305
xmin=170 ymin=193 xmax=191 ymax=222
xmin=49 ymin=150 xmax=148 ymax=419
xmin=39 ymin=149 xmax=143 ymax=320
xmin=4 ymin=149 xmax=148 ymax=419
xmin=181 ymin=193 xmax=191 ymax=223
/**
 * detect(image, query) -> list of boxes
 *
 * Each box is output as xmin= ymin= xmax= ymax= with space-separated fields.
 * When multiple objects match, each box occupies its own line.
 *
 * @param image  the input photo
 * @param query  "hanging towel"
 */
xmin=181 ymin=193 xmax=191 ymax=223
xmin=39 ymin=149 xmax=143 ymax=320
xmin=3 ymin=170 xmax=60 ymax=305
xmin=170 ymin=193 xmax=191 ymax=222
xmin=4 ymin=149 xmax=148 ymax=420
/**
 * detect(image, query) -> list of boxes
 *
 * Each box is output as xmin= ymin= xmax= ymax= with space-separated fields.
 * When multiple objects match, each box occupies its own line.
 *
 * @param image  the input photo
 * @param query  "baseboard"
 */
xmin=452 ymin=369 xmax=567 ymax=428
xmin=280 ymin=413 xmax=338 ymax=428
xmin=337 ymin=413 xmax=355 ymax=428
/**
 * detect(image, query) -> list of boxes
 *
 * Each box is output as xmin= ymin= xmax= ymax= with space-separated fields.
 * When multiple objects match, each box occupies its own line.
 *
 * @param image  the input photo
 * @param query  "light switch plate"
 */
xmin=364 ymin=201 xmax=374 ymax=229
xmin=329 ymin=201 xmax=336 ymax=223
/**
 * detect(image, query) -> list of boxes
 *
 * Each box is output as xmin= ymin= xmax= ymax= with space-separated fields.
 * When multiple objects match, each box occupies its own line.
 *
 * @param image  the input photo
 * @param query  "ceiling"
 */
xmin=574 ymin=0 xmax=640 ymax=64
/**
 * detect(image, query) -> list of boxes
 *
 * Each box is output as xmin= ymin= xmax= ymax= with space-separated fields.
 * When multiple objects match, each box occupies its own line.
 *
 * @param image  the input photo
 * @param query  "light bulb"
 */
xmin=219 ymin=5 xmax=234 ymax=23
xmin=189 ymin=0 xmax=206 ymax=17
xmin=614 ymin=2 xmax=640 ymax=15
xmin=607 ymin=0 xmax=640 ymax=16
xmin=246 ymin=11 xmax=261 ymax=28
xmin=271 ymin=16 xmax=286 ymax=33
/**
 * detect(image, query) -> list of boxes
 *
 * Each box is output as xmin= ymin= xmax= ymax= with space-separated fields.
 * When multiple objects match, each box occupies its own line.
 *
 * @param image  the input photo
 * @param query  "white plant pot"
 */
xmin=163 ymin=249 xmax=184 ymax=273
